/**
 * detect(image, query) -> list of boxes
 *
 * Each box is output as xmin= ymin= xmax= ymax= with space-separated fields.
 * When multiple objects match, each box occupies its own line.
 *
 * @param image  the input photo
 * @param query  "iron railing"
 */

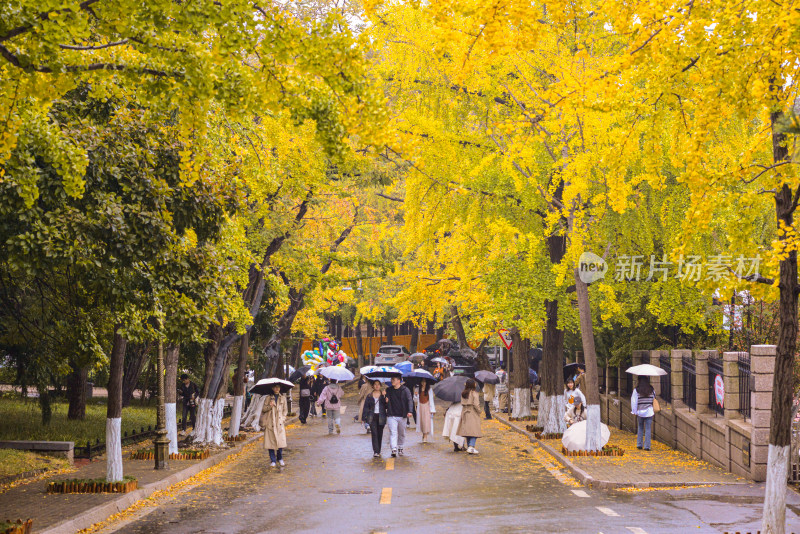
xmin=708 ymin=355 xmax=724 ymax=416
xmin=659 ymin=353 xmax=672 ymax=403
xmin=75 ymin=404 xmax=232 ymax=459
xmin=738 ymin=353 xmax=751 ymax=419
xmin=682 ymin=355 xmax=696 ymax=411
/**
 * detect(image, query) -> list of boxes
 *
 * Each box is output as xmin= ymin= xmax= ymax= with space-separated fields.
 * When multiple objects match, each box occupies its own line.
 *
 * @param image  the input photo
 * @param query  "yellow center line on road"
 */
xmin=385 ymin=458 xmax=394 ymax=470
xmin=379 ymin=487 xmax=392 ymax=504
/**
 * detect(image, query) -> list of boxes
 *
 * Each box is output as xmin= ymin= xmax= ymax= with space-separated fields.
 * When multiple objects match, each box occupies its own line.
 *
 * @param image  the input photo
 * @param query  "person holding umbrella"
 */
xmin=298 ymin=374 xmax=314 ymax=424
xmin=362 ymin=380 xmax=388 ymax=457
xmin=258 ymin=381 xmax=290 ymax=467
xmin=631 ymin=375 xmax=656 ymax=450
xmin=416 ymin=378 xmax=436 ymax=443
xmin=474 ymin=370 xmax=499 ymax=420
xmin=316 ymin=379 xmax=344 ymax=435
xmin=456 ymin=378 xmax=483 ymax=454
xmin=386 ymin=375 xmax=414 ymax=457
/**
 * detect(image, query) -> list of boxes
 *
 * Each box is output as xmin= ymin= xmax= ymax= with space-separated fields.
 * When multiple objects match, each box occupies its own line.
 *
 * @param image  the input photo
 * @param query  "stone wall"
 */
xmin=599 ymin=345 xmax=773 ymax=482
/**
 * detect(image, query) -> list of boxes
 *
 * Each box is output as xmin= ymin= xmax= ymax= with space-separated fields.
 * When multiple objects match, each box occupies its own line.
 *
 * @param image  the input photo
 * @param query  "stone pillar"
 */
xmin=649 ymin=350 xmax=666 ymax=398
xmin=695 ymin=350 xmax=712 ymax=414
xmin=671 ymin=349 xmax=689 ymax=408
xmin=632 ymin=350 xmax=646 ymax=367
xmin=749 ymin=345 xmax=776 ymax=482
xmin=722 ymin=352 xmax=744 ymax=420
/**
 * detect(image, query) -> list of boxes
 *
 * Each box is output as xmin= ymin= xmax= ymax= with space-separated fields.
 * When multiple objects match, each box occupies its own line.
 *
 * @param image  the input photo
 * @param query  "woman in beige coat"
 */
xmin=260 ymin=384 xmax=288 ymax=467
xmin=457 ymin=378 xmax=483 ymax=454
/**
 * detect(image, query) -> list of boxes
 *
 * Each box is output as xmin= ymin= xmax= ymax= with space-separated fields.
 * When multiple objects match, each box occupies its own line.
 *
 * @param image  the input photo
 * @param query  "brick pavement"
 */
xmin=494 ymin=412 xmax=744 ymax=488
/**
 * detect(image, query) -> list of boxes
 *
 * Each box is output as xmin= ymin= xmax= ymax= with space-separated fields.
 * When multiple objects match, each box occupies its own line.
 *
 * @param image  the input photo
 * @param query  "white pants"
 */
xmin=387 ymin=416 xmax=406 ymax=450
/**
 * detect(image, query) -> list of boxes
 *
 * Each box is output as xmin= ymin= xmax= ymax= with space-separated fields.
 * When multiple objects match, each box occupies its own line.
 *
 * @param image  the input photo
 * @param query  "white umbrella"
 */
xmin=625 ymin=364 xmax=667 ymax=376
xmin=561 ymin=420 xmax=611 ymax=452
xmin=320 ymin=366 xmax=355 ymax=382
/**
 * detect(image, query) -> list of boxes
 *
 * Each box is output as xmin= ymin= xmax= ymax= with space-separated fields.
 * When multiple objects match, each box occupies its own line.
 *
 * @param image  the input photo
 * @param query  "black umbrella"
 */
xmin=433 ymin=375 xmax=480 ymax=403
xmin=289 ymin=365 xmax=312 ymax=383
xmin=474 ymin=370 xmax=500 ymax=385
xmin=563 ymin=363 xmax=585 ymax=383
xmin=404 ymin=369 xmax=437 ymax=388
xmin=250 ymin=378 xmax=294 ymax=395
xmin=364 ymin=368 xmax=403 ymax=379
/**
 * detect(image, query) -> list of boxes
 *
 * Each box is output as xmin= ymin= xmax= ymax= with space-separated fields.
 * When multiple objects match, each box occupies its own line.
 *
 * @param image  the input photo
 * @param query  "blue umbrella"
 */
xmin=394 ymin=361 xmax=414 ymax=375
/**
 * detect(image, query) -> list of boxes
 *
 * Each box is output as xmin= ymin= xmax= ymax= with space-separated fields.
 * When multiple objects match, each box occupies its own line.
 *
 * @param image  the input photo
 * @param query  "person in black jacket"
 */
xmin=385 ymin=376 xmax=414 ymax=457
xmin=362 ymin=380 xmax=388 ymax=457
xmin=178 ymin=374 xmax=199 ymax=432
xmin=312 ymin=375 xmax=328 ymax=416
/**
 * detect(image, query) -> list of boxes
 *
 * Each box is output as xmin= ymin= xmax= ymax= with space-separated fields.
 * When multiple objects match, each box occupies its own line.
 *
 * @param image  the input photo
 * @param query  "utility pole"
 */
xmin=153 ymin=312 xmax=169 ymax=469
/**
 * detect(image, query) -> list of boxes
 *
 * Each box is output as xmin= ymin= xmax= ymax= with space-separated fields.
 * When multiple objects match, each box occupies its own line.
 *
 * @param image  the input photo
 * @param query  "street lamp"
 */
xmin=153 ymin=315 xmax=169 ymax=469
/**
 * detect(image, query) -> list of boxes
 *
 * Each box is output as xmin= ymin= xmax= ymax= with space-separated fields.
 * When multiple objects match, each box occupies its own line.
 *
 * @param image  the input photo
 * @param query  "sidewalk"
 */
xmin=494 ymin=412 xmax=745 ymax=489
xmin=0 ymin=430 xmax=264 ymax=534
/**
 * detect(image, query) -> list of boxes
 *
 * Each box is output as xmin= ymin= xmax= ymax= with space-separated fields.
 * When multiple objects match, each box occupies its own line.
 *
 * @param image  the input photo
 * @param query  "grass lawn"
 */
xmin=0 ymin=397 xmax=157 ymax=445
xmin=0 ymin=449 xmax=71 ymax=478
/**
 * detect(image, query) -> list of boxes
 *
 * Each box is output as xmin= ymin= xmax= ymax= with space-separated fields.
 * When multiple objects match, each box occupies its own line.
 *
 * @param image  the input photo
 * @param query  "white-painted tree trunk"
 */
xmin=193 ymin=398 xmax=213 ymax=444
xmin=106 ymin=417 xmax=123 ymax=482
xmin=762 ymin=444 xmax=790 ymax=534
xmin=511 ymin=387 xmax=532 ymax=418
xmin=537 ymin=394 xmax=566 ymax=434
xmin=229 ymin=395 xmax=244 ymax=438
xmin=242 ymin=394 xmax=265 ymax=431
xmin=584 ymin=404 xmax=602 ymax=451
xmin=165 ymin=402 xmax=178 ymax=455
xmin=209 ymin=398 xmax=224 ymax=445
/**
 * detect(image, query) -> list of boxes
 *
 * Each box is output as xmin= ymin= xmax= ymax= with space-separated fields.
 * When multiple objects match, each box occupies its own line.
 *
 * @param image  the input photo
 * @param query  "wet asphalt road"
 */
xmin=99 ymin=396 xmax=800 ymax=534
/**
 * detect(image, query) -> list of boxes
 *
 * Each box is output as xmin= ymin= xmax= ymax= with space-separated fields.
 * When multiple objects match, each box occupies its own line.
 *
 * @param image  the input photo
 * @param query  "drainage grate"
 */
xmin=321 ymin=489 xmax=373 ymax=494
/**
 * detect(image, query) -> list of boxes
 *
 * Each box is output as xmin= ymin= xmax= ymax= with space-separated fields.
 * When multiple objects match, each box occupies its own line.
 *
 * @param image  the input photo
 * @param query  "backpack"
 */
xmin=329 ymin=387 xmax=339 ymax=404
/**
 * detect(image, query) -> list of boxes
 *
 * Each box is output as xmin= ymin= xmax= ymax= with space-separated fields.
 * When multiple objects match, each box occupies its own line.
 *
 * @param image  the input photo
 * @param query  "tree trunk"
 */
xmin=450 ymin=305 xmax=468 ymax=349
xmin=121 ymin=343 xmax=151 ymax=408
xmin=510 ymin=330 xmax=531 ymax=418
xmin=539 ymin=233 xmax=567 ymax=433
xmin=66 ymin=363 xmax=88 ymax=420
xmin=762 ymin=108 xmax=797 ymax=534
xmin=475 ymin=338 xmax=491 ymax=371
xmin=229 ymin=332 xmax=250 ymax=438
xmin=574 ymin=269 xmax=602 ymax=450
xmin=106 ymin=328 xmax=127 ymax=482
xmin=410 ymin=324 xmax=419 ymax=353
xmin=355 ymin=320 xmax=364 ymax=368
xmin=386 ymin=323 xmax=394 ymax=344
xmin=164 ymin=345 xmax=179 ymax=455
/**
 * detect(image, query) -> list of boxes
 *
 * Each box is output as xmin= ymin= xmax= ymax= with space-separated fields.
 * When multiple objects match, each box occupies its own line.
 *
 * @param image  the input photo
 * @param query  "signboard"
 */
xmin=498 ymin=329 xmax=513 ymax=350
xmin=714 ymin=374 xmax=724 ymax=407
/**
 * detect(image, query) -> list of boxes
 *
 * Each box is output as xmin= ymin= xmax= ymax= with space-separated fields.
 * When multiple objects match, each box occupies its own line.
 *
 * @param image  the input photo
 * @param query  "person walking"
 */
xmin=496 ymin=367 xmax=509 ymax=413
xmin=482 ymin=380 xmax=496 ymax=420
xmin=443 ymin=402 xmax=466 ymax=452
xmin=457 ymin=378 xmax=483 ymax=454
xmin=385 ymin=375 xmax=413 ymax=457
xmin=260 ymin=383 xmax=288 ymax=467
xmin=362 ymin=380 xmax=388 ymax=457
xmin=312 ymin=375 xmax=328 ymax=416
xmin=298 ymin=375 xmax=314 ymax=424
xmin=631 ymin=376 xmax=656 ymax=450
xmin=356 ymin=378 xmax=373 ymax=432
xmin=316 ymin=379 xmax=343 ymax=435
xmin=178 ymin=374 xmax=199 ymax=432
xmin=416 ymin=380 xmax=436 ymax=443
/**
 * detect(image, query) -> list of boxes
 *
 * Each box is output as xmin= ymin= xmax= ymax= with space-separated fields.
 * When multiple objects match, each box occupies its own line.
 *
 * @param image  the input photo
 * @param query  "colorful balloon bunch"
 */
xmin=300 ymin=337 xmax=348 ymax=370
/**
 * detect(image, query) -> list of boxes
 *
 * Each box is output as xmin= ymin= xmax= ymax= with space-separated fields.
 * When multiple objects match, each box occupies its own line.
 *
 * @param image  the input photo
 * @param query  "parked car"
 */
xmin=452 ymin=364 xmax=476 ymax=377
xmin=374 ymin=345 xmax=411 ymax=366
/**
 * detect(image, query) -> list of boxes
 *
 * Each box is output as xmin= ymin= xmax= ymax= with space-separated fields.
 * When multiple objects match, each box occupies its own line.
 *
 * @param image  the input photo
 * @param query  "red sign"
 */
xmin=498 ymin=329 xmax=513 ymax=350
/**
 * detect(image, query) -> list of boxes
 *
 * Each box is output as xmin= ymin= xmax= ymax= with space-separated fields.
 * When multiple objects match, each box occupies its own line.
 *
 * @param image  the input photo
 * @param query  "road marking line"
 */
xmin=379 ymin=487 xmax=392 ymax=504
xmin=626 ymin=528 xmax=648 ymax=534
xmin=596 ymin=507 xmax=620 ymax=517
xmin=385 ymin=458 xmax=394 ymax=471
xmin=572 ymin=489 xmax=590 ymax=497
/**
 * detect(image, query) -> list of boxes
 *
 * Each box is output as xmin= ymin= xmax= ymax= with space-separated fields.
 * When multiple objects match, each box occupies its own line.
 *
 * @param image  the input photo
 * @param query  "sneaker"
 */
xmin=398 ymin=449 xmax=404 ymax=456
xmin=328 ymin=430 xmax=334 ymax=435
xmin=471 ymin=448 xmax=479 ymax=455
xmin=270 ymin=462 xmax=276 ymax=467
xmin=391 ymin=449 xmax=397 ymax=458
xmin=278 ymin=459 xmax=285 ymax=467
xmin=373 ymin=453 xmax=380 ymax=458
xmin=467 ymin=447 xmax=475 ymax=454
xmin=336 ymin=424 xmax=341 ymax=434
xmin=637 ymin=446 xmax=642 ymax=450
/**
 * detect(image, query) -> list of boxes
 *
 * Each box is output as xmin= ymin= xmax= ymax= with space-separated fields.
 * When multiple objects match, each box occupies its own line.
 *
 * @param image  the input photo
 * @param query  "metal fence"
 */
xmin=708 ymin=355 xmax=724 ymax=416
xmin=738 ymin=353 xmax=751 ymax=419
xmin=76 ymin=404 xmax=232 ymax=459
xmin=659 ymin=353 xmax=672 ymax=403
xmin=682 ymin=355 xmax=696 ymax=411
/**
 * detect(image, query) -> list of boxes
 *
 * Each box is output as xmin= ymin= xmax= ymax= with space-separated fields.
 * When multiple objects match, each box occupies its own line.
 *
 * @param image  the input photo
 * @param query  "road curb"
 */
xmin=40 ymin=417 xmax=298 ymax=534
xmin=493 ymin=415 xmax=740 ymax=490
